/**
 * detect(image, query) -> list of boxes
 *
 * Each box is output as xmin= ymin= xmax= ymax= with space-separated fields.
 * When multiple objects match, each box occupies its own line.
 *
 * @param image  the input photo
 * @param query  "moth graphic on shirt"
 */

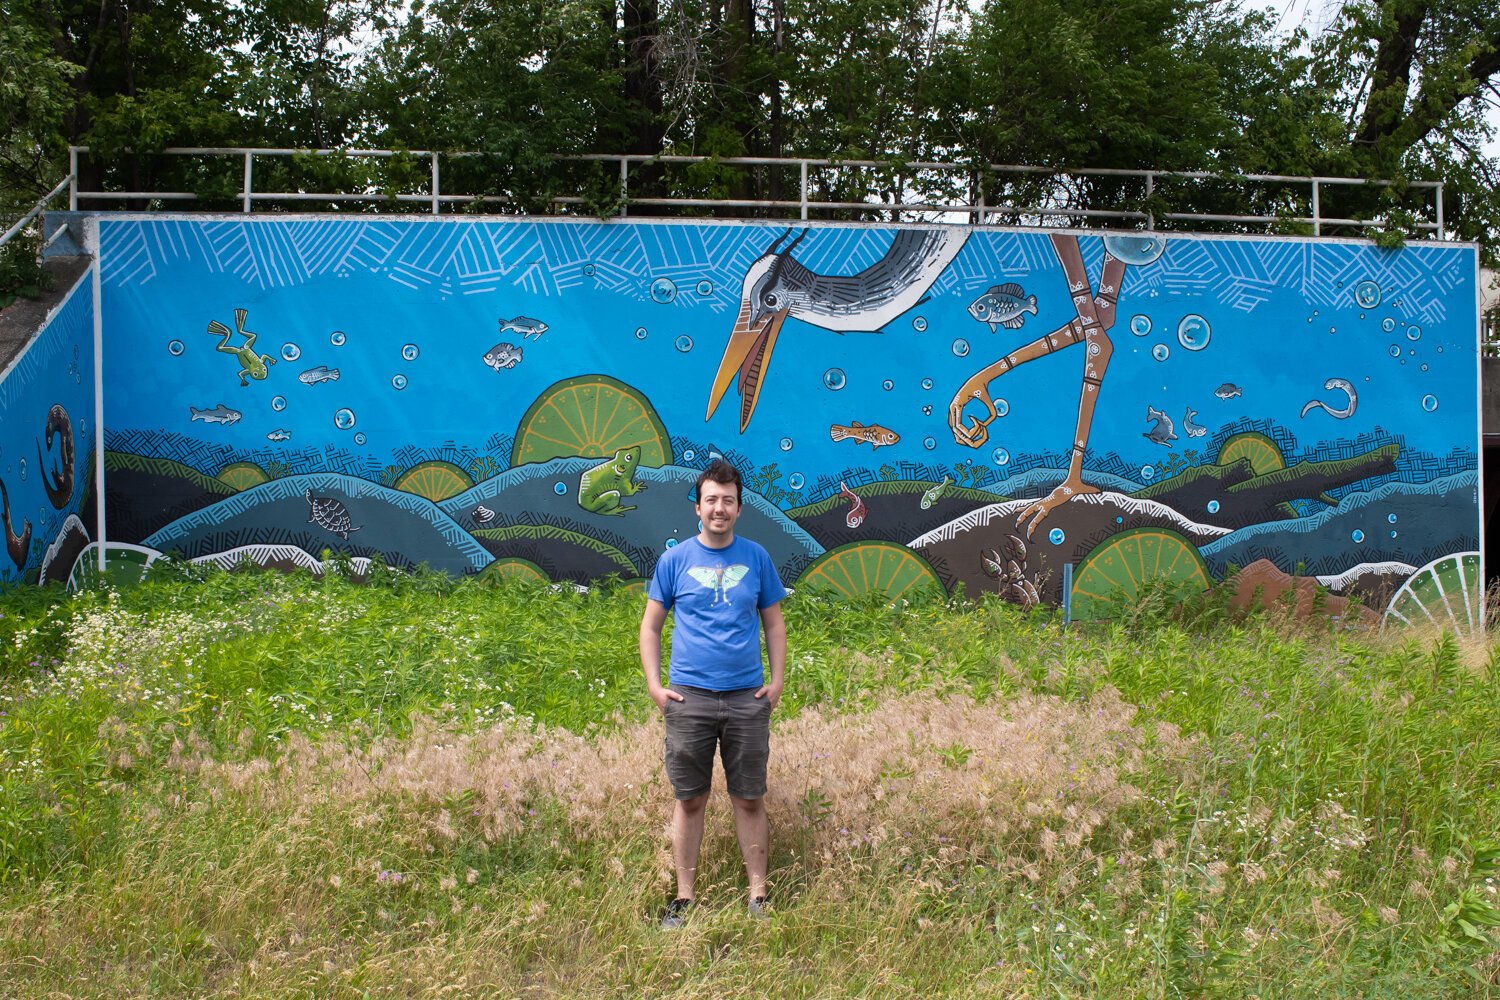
xmin=687 ymin=563 xmax=750 ymax=604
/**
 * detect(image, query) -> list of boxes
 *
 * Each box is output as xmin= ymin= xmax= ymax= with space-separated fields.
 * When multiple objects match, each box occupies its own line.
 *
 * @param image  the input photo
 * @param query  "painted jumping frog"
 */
xmin=578 ymin=446 xmax=647 ymax=515
xmin=208 ymin=308 xmax=277 ymax=386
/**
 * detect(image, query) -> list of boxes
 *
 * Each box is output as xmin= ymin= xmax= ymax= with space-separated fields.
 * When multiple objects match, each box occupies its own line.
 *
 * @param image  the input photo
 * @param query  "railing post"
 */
xmin=800 ymin=161 xmax=808 ymax=221
xmin=1435 ymin=182 xmax=1445 ymax=241
xmin=242 ymin=152 xmax=253 ymax=213
xmin=1145 ymin=172 xmax=1155 ymax=231
xmin=1311 ymin=179 xmax=1321 ymax=236
xmin=431 ymin=152 xmax=441 ymax=216
xmin=69 ymin=147 xmax=78 ymax=210
xmin=620 ymin=158 xmax=629 ymax=217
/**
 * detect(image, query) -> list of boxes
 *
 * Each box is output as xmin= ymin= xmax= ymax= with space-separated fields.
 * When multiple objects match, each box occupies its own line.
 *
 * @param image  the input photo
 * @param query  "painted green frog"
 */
xmin=578 ymin=446 xmax=647 ymax=515
xmin=209 ymin=308 xmax=277 ymax=386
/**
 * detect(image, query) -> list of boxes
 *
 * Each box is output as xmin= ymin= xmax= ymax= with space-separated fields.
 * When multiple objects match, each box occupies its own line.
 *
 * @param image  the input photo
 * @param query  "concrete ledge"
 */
xmin=0 ymin=256 xmax=93 ymax=374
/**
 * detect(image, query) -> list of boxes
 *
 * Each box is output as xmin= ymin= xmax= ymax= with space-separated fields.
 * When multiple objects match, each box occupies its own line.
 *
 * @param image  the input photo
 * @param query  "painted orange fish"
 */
xmin=829 ymin=421 xmax=900 ymax=449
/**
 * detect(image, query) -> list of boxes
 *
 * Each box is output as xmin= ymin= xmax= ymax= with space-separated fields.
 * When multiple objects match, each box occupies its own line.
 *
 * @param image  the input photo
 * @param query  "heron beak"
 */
xmin=706 ymin=300 xmax=790 ymax=432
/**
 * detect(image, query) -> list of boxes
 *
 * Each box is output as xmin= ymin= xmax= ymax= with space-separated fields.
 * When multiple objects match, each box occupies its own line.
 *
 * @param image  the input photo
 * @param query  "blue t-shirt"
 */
xmin=648 ymin=535 xmax=787 ymax=690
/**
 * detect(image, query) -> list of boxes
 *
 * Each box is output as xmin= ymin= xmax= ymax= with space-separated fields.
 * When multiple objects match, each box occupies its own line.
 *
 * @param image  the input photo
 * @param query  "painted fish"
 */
xmin=1214 ymin=383 xmax=1243 ymax=400
xmin=838 ymin=480 xmax=867 ymax=529
xmin=483 ymin=342 xmax=523 ymax=371
xmin=499 ymin=316 xmax=549 ymax=340
xmin=1143 ymin=405 xmax=1177 ymax=447
xmin=266 ymin=428 xmax=292 ymax=442
xmin=829 ymin=421 xmax=900 ymax=449
xmin=967 ymin=283 xmax=1038 ymax=332
xmin=920 ymin=475 xmax=954 ymax=510
xmin=299 ymin=365 xmax=340 ymax=385
xmin=1182 ymin=406 xmax=1207 ymax=438
xmin=472 ymin=504 xmax=496 ymax=525
xmin=1300 ymin=377 xmax=1357 ymax=420
xmin=189 ymin=404 xmax=242 ymax=425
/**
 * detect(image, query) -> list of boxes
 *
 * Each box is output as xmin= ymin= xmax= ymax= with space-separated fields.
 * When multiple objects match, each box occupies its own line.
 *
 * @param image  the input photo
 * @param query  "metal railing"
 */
xmin=0 ymin=174 xmax=77 ymax=254
xmin=48 ymin=145 xmax=1450 ymax=239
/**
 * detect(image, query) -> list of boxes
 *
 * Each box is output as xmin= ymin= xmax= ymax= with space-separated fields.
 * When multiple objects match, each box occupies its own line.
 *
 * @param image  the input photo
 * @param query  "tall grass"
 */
xmin=0 ymin=566 xmax=1496 ymax=997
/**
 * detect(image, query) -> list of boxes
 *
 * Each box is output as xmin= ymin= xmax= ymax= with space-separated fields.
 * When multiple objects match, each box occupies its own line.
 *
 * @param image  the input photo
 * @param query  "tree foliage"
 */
xmin=1 ymin=0 xmax=1497 ymax=247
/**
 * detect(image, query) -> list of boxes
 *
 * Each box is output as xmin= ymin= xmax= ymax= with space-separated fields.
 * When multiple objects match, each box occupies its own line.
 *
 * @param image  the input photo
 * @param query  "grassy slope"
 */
xmin=0 ymin=571 xmax=1496 ymax=997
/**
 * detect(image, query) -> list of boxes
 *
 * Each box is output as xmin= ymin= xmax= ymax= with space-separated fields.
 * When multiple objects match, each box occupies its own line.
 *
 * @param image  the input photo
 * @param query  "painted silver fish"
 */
xmin=189 ymin=404 xmax=242 ymax=425
xmin=483 ymin=342 xmax=523 ymax=371
xmin=920 ymin=475 xmax=954 ymax=510
xmin=1300 ymin=377 xmax=1357 ymax=420
xmin=499 ymin=316 xmax=549 ymax=340
xmin=1143 ymin=405 xmax=1177 ymax=448
xmin=967 ymin=283 xmax=1038 ymax=332
xmin=299 ymin=365 xmax=340 ymax=385
xmin=266 ymin=428 xmax=292 ymax=442
xmin=1214 ymin=383 xmax=1243 ymax=400
xmin=1182 ymin=406 xmax=1207 ymax=438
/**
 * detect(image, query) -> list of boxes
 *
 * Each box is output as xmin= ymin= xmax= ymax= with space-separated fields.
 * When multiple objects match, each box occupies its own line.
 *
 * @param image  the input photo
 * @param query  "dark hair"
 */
xmin=695 ymin=459 xmax=742 ymax=506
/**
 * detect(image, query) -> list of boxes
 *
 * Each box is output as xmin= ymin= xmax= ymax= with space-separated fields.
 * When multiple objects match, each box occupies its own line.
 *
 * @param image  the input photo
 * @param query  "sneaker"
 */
xmin=748 ymin=896 xmax=770 ymax=919
xmin=661 ymin=897 xmax=694 ymax=930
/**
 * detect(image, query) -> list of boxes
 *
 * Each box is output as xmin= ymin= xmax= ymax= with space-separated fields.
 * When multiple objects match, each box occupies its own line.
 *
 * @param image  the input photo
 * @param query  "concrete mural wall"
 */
xmin=97 ymin=217 xmax=1482 ymax=626
xmin=0 ymin=271 xmax=98 ymax=586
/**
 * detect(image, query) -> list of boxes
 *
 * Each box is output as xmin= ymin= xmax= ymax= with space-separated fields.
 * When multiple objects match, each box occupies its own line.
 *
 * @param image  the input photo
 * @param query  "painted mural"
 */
xmin=96 ymin=217 xmax=1482 ymax=628
xmin=0 ymin=271 xmax=98 ymax=586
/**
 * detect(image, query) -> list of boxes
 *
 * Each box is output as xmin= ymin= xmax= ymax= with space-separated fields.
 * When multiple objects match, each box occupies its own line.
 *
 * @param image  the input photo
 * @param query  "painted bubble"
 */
xmin=1388 ymin=513 xmax=1398 ymax=523
xmin=1048 ymin=527 xmax=1066 ymax=545
xmin=921 ymin=378 xmax=933 ymax=390
xmin=674 ymin=335 xmax=693 ymax=353
xmin=17 ymin=458 xmax=26 ymax=481
xmin=922 ymin=405 xmax=933 ymax=416
xmin=923 ymin=437 xmax=936 ymax=450
xmin=882 ymin=379 xmax=894 ymax=391
xmin=952 ymin=339 xmax=970 ymax=358
xmin=554 ymin=482 xmax=568 ymax=495
xmin=992 ymin=448 xmax=1010 ymax=466
xmin=330 ymin=331 xmax=347 ymax=346
xmin=789 ymin=473 xmax=805 ymax=490
xmin=1421 ymin=364 xmax=1429 ymax=372
xmin=635 ymin=327 xmax=648 ymax=340
xmin=1329 ymin=327 xmax=1337 ymax=335
xmin=683 ymin=450 xmax=695 ymax=462
xmin=994 ymin=398 xmax=1010 ymax=417
xmin=1406 ymin=326 xmax=1421 ymax=341
xmin=1390 ymin=530 xmax=1398 ymax=539
xmin=402 ymin=343 xmax=420 ymax=361
xmin=1141 ymin=465 xmax=1156 ymax=480
xmin=333 ymin=408 xmax=357 ymax=430
xmin=1176 ymin=314 xmax=1211 ymax=351
xmin=1351 ymin=529 xmax=1365 ymax=543
xmin=392 ymin=374 xmax=408 ymax=390
xmin=823 ymin=368 xmax=847 ymax=391
xmin=1151 ymin=344 xmax=1170 ymax=362
xmin=696 ymin=280 xmax=713 ymax=296
xmin=1354 ymin=280 xmax=1382 ymax=309
xmin=665 ymin=538 xmax=677 ymax=548
xmin=1388 ymin=345 xmax=1401 ymax=358
xmin=1115 ymin=516 xmax=1124 ymax=524
xmin=1207 ymin=500 xmax=1221 ymax=514
xmin=583 ymin=263 xmax=596 ymax=277
xmin=1436 ymin=346 xmax=1444 ymax=354
xmin=353 ymin=433 xmax=367 ymax=446
xmin=271 ymin=395 xmax=287 ymax=411
xmin=780 ymin=437 xmax=793 ymax=451
xmin=1381 ymin=317 xmax=1397 ymax=333
xmin=1129 ymin=314 xmax=1152 ymax=337
xmin=168 ymin=340 xmax=185 ymax=356
xmin=913 ymin=316 xmax=929 ymax=332
xmin=278 ymin=343 xmax=302 ymax=362
xmin=1101 ymin=233 xmax=1166 ymax=266
xmin=1422 ymin=394 xmax=1438 ymax=412
xmin=650 ymin=277 xmax=678 ymax=304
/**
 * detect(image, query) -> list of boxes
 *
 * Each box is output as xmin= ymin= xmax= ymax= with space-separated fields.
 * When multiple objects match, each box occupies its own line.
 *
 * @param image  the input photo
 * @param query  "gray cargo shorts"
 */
xmin=662 ymin=684 xmax=772 ymax=800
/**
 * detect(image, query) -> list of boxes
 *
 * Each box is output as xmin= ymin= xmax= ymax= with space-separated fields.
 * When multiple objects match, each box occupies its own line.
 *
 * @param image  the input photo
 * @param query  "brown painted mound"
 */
xmin=1224 ymin=559 xmax=1378 ymax=625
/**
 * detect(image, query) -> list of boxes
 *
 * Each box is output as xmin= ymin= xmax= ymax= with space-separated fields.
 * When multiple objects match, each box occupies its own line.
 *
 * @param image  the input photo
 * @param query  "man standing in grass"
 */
xmin=640 ymin=459 xmax=788 ymax=928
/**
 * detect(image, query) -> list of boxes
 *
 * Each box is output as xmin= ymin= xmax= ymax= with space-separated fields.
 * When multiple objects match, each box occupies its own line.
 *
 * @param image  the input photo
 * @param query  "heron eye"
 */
xmin=763 ymin=292 xmax=778 ymax=308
